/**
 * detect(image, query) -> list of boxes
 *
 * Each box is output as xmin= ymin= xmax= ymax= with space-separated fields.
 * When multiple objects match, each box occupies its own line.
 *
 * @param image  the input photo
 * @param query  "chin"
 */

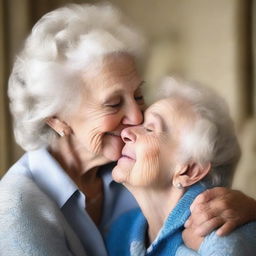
xmin=112 ymin=165 xmax=130 ymax=184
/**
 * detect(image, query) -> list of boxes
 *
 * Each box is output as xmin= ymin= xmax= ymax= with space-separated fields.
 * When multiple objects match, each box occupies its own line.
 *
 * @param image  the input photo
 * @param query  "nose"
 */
xmin=122 ymin=101 xmax=143 ymax=125
xmin=121 ymin=127 xmax=137 ymax=143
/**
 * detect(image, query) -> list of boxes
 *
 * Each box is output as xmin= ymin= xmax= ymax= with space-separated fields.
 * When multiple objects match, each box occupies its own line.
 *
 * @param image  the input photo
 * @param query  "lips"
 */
xmin=121 ymin=147 xmax=136 ymax=160
xmin=106 ymin=131 xmax=121 ymax=136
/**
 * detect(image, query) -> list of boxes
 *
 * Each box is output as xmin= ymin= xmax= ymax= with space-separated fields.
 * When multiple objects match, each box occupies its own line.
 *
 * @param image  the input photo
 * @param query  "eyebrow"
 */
xmin=151 ymin=112 xmax=168 ymax=132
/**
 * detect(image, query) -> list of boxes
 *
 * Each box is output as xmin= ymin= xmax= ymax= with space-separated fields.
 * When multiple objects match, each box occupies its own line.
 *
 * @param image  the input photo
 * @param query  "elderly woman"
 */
xmin=0 ymin=3 xmax=255 ymax=256
xmin=106 ymin=78 xmax=256 ymax=256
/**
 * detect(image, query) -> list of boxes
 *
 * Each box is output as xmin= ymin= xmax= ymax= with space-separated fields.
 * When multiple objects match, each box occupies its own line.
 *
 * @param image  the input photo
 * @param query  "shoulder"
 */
xmin=0 ymin=171 xmax=61 ymax=235
xmin=2 ymin=152 xmax=31 ymax=178
xmin=199 ymin=222 xmax=256 ymax=256
xmin=0 ymin=172 xmax=84 ymax=256
xmin=0 ymin=154 xmax=69 ymax=230
xmin=0 ymin=169 xmax=56 ymax=214
xmin=0 ymin=151 xmax=58 ymax=223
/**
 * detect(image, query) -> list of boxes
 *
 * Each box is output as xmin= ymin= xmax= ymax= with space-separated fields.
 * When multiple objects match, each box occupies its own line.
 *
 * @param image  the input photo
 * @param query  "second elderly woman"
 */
xmin=106 ymin=77 xmax=256 ymax=256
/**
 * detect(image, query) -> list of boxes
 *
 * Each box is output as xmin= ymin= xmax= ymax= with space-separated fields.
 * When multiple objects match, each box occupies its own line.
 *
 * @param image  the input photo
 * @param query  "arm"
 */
xmin=182 ymin=222 xmax=256 ymax=256
xmin=198 ymin=222 xmax=256 ymax=256
xmin=183 ymin=187 xmax=256 ymax=250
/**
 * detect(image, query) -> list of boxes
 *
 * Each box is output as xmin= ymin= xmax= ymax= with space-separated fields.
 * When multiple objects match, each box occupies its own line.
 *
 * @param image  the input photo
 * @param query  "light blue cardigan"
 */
xmin=106 ymin=184 xmax=256 ymax=256
xmin=0 ymin=173 xmax=87 ymax=256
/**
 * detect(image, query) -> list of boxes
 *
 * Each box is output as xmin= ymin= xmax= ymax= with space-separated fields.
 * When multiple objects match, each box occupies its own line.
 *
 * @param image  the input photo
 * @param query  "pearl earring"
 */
xmin=59 ymin=130 xmax=65 ymax=137
xmin=174 ymin=183 xmax=183 ymax=189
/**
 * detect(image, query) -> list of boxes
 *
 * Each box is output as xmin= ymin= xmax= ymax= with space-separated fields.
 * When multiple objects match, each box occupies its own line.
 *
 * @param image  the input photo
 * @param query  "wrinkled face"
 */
xmin=112 ymin=97 xmax=196 ymax=187
xmin=65 ymin=54 xmax=145 ymax=161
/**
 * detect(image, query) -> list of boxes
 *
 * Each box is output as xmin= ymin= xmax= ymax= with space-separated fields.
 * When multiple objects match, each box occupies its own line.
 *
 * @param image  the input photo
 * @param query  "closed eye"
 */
xmin=105 ymin=99 xmax=123 ymax=108
xmin=107 ymin=102 xmax=122 ymax=108
xmin=135 ymin=96 xmax=143 ymax=101
xmin=144 ymin=127 xmax=153 ymax=132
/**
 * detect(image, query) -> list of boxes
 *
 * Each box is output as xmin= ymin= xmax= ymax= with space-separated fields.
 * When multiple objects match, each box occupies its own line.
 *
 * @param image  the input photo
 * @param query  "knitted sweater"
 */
xmin=106 ymin=184 xmax=256 ymax=256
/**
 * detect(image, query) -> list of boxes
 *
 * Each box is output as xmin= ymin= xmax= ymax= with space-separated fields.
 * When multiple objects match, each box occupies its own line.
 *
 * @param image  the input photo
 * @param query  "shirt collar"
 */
xmin=28 ymin=148 xmax=78 ymax=208
xmin=99 ymin=162 xmax=116 ymax=187
xmin=28 ymin=148 xmax=117 ymax=209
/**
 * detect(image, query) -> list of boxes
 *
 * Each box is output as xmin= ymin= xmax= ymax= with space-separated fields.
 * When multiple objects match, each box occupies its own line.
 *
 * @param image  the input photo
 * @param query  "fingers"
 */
xmin=188 ymin=219 xmax=238 ymax=237
xmin=187 ymin=187 xmax=256 ymax=238
xmin=186 ymin=208 xmax=240 ymax=237
xmin=190 ymin=187 xmax=230 ymax=211
xmin=190 ymin=191 xmax=209 ymax=212
xmin=192 ymin=217 xmax=225 ymax=236
xmin=185 ymin=207 xmax=214 ymax=228
xmin=186 ymin=202 xmax=220 ymax=228
xmin=216 ymin=221 xmax=239 ymax=236
xmin=182 ymin=228 xmax=204 ymax=250
xmin=186 ymin=188 xmax=237 ymax=236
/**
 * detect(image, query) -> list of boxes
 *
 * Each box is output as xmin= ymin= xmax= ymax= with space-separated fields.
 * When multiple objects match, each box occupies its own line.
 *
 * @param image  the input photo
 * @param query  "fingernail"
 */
xmin=216 ymin=230 xmax=223 ymax=236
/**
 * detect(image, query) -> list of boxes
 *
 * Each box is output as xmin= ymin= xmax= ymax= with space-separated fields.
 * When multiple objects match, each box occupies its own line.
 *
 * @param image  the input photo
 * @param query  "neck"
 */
xmin=49 ymin=135 xmax=111 ymax=192
xmin=126 ymin=185 xmax=184 ymax=243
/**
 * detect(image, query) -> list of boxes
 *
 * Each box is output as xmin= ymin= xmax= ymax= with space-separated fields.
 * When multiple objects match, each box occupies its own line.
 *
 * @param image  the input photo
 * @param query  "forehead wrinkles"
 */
xmin=149 ymin=98 xmax=196 ymax=125
xmin=82 ymin=54 xmax=139 ymax=89
xmin=100 ymin=67 xmax=140 ymax=94
xmin=102 ymin=54 xmax=138 ymax=78
xmin=80 ymin=65 xmax=141 ymax=108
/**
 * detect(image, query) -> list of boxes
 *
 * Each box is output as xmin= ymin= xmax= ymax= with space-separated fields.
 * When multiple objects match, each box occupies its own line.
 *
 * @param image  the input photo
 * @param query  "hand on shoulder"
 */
xmin=183 ymin=187 xmax=256 ymax=250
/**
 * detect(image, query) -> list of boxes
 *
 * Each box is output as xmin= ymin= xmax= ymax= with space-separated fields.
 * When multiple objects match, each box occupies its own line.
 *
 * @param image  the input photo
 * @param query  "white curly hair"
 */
xmin=8 ymin=3 xmax=146 ymax=151
xmin=155 ymin=77 xmax=241 ymax=187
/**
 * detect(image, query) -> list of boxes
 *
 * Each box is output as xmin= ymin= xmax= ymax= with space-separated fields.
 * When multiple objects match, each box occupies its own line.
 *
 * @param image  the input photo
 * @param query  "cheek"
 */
xmin=72 ymin=122 xmax=103 ymax=154
xmin=103 ymin=114 xmax=122 ymax=131
xmin=72 ymin=113 xmax=114 ymax=154
xmin=131 ymin=137 xmax=161 ymax=186
xmin=86 ymin=114 xmax=123 ymax=155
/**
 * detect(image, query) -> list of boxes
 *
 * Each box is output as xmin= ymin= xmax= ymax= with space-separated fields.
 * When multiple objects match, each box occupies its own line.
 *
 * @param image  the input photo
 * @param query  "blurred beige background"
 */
xmin=0 ymin=0 xmax=255 ymax=198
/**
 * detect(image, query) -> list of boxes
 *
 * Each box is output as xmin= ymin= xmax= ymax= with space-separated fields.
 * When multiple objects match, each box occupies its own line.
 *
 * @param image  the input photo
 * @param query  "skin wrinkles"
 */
xmin=67 ymin=106 xmax=106 ymax=153
xmin=146 ymin=98 xmax=197 ymax=162
xmin=115 ymin=130 xmax=161 ymax=186
xmin=101 ymin=55 xmax=139 ymax=88
xmin=132 ymin=135 xmax=161 ymax=187
xmin=85 ymin=108 xmax=115 ymax=154
xmin=113 ymin=127 xmax=173 ymax=188
xmin=63 ymin=54 xmax=145 ymax=162
xmin=143 ymin=135 xmax=177 ymax=188
xmin=113 ymin=97 xmax=197 ymax=188
xmin=149 ymin=98 xmax=196 ymax=129
xmin=47 ymin=54 xmax=145 ymax=225
xmin=113 ymin=97 xmax=204 ymax=242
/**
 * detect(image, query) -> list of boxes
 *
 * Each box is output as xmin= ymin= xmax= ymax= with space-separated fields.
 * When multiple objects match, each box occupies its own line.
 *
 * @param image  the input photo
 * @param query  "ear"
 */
xmin=46 ymin=117 xmax=72 ymax=137
xmin=173 ymin=162 xmax=211 ymax=188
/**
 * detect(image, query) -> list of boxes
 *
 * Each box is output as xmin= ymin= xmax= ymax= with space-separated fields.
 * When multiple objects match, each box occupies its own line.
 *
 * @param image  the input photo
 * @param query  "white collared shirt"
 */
xmin=6 ymin=148 xmax=137 ymax=256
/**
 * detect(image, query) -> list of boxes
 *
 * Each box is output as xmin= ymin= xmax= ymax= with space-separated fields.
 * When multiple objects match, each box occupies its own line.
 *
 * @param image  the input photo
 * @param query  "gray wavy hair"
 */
xmin=156 ymin=77 xmax=241 ymax=187
xmin=8 ymin=3 xmax=145 ymax=151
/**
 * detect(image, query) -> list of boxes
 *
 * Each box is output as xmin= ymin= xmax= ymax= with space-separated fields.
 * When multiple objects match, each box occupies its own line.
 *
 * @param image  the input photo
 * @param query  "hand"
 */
xmin=184 ymin=187 xmax=256 ymax=238
xmin=182 ymin=227 xmax=204 ymax=251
